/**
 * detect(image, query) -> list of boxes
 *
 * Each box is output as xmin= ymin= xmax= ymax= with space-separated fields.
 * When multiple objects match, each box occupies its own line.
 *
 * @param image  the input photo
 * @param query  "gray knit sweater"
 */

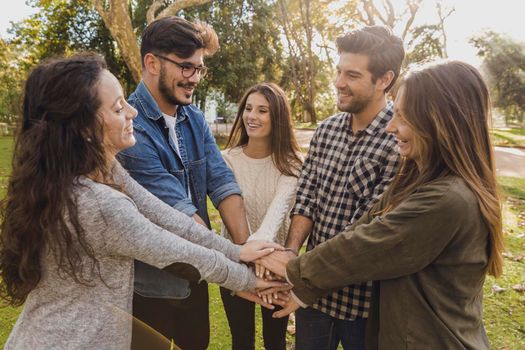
xmin=5 ymin=164 xmax=256 ymax=349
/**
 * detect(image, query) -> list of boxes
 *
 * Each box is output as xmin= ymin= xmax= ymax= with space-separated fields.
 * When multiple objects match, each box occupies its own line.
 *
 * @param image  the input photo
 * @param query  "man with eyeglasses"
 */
xmin=118 ymin=17 xmax=252 ymax=350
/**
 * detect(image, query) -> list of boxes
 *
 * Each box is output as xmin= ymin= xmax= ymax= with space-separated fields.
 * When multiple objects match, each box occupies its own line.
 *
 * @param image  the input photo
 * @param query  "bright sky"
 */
xmin=1 ymin=0 xmax=524 ymax=67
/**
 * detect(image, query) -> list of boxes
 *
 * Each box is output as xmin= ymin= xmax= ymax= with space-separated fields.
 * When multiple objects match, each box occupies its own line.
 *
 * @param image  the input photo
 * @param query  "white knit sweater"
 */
xmin=221 ymin=147 xmax=298 ymax=245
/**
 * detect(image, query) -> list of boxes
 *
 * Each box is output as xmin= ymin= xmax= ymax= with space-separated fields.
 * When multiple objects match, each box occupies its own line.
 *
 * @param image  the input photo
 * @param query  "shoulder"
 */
xmin=316 ymin=112 xmax=348 ymax=134
xmin=411 ymin=176 xmax=477 ymax=214
xmin=222 ymin=147 xmax=243 ymax=159
xmin=221 ymin=147 xmax=243 ymax=167
xmin=74 ymin=178 xmax=135 ymax=216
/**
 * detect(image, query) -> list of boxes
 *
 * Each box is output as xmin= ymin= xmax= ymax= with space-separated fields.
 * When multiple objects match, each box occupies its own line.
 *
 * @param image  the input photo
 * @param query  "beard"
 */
xmin=158 ymin=63 xmax=196 ymax=107
xmin=337 ymin=88 xmax=375 ymax=114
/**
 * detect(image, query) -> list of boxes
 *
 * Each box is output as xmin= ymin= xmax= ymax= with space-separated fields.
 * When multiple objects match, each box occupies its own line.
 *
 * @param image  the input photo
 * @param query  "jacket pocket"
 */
xmin=348 ymin=157 xmax=380 ymax=198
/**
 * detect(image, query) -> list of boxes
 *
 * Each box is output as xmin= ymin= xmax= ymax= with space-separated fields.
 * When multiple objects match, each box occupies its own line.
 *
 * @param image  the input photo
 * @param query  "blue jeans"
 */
xmin=295 ymin=307 xmax=366 ymax=350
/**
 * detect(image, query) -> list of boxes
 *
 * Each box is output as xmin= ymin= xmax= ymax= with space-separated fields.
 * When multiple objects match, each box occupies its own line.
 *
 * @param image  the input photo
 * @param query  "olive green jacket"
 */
xmin=287 ymin=176 xmax=491 ymax=349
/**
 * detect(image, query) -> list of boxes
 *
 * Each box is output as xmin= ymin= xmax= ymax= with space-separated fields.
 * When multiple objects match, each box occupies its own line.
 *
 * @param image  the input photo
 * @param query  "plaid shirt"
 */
xmin=292 ymin=102 xmax=399 ymax=320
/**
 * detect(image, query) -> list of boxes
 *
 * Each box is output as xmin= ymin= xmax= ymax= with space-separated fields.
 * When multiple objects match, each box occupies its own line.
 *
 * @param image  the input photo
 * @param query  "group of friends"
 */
xmin=0 ymin=15 xmax=503 ymax=350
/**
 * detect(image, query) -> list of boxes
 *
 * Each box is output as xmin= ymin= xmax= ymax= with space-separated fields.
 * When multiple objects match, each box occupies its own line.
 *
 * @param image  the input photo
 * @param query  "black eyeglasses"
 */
xmin=153 ymin=54 xmax=208 ymax=78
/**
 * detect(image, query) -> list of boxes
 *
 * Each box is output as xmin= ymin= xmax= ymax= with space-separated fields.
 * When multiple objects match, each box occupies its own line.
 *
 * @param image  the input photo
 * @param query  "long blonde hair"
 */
xmin=384 ymin=61 xmax=504 ymax=277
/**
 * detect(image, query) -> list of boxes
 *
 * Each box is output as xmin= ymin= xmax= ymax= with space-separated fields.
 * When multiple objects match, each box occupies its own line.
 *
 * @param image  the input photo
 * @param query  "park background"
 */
xmin=0 ymin=0 xmax=524 ymax=349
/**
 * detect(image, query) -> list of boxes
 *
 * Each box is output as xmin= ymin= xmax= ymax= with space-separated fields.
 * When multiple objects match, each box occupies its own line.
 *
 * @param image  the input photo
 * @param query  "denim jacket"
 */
xmin=118 ymin=81 xmax=241 ymax=298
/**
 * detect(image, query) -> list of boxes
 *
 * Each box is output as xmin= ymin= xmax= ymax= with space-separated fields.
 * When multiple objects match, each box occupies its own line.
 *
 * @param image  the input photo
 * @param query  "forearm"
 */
xmin=219 ymin=194 xmax=250 ymax=244
xmin=285 ymin=214 xmax=314 ymax=252
xmin=112 ymin=163 xmax=241 ymax=261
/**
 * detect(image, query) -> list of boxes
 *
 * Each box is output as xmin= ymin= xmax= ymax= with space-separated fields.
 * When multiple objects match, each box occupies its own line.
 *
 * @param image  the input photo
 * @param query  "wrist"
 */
xmin=284 ymin=247 xmax=298 ymax=256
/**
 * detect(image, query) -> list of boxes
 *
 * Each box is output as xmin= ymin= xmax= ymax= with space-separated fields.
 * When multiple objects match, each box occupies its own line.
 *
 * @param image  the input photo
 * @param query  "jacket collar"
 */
xmin=133 ymin=81 xmax=189 ymax=122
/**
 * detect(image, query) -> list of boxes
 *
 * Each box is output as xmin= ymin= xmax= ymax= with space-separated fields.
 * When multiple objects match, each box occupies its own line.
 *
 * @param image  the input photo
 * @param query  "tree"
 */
xmin=184 ymin=0 xmax=285 ymax=109
xmin=92 ymin=0 xmax=212 ymax=82
xmin=0 ymin=39 xmax=24 ymax=120
xmin=276 ymin=0 xmax=339 ymax=124
xmin=340 ymin=0 xmax=454 ymax=66
xmin=471 ymin=31 xmax=525 ymax=126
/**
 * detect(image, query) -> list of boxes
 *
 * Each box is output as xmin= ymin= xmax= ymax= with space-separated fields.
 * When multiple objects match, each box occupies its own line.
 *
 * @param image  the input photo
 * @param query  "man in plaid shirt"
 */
xmin=284 ymin=26 xmax=405 ymax=349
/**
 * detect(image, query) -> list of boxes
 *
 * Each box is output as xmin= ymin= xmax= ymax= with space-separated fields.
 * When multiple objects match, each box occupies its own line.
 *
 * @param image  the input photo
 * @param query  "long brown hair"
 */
xmin=0 ymin=54 xmax=111 ymax=305
xmin=384 ymin=61 xmax=503 ymax=277
xmin=226 ymin=83 xmax=303 ymax=177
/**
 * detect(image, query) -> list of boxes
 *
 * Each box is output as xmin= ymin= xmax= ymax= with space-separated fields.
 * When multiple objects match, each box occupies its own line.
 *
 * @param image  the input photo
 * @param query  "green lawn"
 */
xmin=1 ymin=135 xmax=524 ymax=349
xmin=491 ymin=128 xmax=525 ymax=148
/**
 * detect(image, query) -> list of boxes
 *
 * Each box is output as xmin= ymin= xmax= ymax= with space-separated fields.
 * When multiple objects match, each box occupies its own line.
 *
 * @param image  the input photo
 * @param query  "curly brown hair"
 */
xmin=0 ymin=53 xmax=112 ymax=305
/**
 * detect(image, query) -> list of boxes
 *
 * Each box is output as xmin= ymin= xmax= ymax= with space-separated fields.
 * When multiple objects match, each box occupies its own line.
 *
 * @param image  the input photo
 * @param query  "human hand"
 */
xmin=239 ymin=240 xmax=284 ymax=263
xmin=235 ymin=290 xmax=275 ymax=310
xmin=272 ymin=298 xmax=300 ymax=318
xmin=258 ymin=290 xmax=290 ymax=306
xmin=256 ymin=250 xmax=296 ymax=278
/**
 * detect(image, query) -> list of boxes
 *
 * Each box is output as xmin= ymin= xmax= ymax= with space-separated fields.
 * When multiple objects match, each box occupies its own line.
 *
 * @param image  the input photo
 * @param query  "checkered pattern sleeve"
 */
xmin=350 ymin=144 xmax=399 ymax=223
xmin=291 ymin=129 xmax=320 ymax=219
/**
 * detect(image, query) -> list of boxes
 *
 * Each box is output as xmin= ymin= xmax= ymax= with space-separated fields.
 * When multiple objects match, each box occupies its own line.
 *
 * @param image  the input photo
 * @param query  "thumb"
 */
xmin=272 ymin=306 xmax=292 ymax=318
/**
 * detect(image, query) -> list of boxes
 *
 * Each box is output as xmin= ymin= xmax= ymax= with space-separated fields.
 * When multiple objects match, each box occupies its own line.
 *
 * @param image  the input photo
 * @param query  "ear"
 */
xmin=376 ymin=70 xmax=395 ymax=93
xmin=143 ymin=53 xmax=160 ymax=76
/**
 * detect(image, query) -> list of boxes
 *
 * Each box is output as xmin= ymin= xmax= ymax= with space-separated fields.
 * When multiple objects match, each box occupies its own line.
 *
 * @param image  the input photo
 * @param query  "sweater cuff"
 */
xmin=286 ymin=256 xmax=322 ymax=306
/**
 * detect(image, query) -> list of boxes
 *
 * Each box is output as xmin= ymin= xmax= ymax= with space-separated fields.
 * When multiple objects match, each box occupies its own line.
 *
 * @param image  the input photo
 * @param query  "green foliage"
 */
xmin=183 ymin=0 xmax=286 ymax=106
xmin=6 ymin=0 xmax=135 ymax=96
xmin=471 ymin=31 xmax=525 ymax=127
xmin=0 ymin=40 xmax=24 ymax=119
xmin=405 ymin=24 xmax=445 ymax=66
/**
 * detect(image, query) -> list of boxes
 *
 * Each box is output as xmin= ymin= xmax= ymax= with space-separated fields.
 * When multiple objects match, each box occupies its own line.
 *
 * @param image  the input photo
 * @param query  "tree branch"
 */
xmin=149 ymin=0 xmax=213 ymax=24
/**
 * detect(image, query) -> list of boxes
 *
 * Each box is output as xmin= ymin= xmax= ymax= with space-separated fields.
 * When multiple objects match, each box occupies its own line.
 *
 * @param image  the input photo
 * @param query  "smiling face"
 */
xmin=386 ymin=86 xmax=418 ymax=161
xmin=97 ymin=70 xmax=137 ymax=159
xmin=157 ymin=49 xmax=204 ymax=107
xmin=334 ymin=52 xmax=378 ymax=114
xmin=242 ymin=92 xmax=272 ymax=142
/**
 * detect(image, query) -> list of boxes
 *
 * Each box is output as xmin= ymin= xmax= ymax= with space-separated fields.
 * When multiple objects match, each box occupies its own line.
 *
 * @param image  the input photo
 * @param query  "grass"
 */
xmin=491 ymin=128 xmax=525 ymax=148
xmin=0 ymin=135 xmax=524 ymax=348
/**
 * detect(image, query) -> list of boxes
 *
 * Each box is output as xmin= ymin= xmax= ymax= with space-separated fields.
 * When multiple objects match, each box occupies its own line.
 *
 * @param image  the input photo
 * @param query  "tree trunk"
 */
xmin=93 ymin=0 xmax=142 ymax=83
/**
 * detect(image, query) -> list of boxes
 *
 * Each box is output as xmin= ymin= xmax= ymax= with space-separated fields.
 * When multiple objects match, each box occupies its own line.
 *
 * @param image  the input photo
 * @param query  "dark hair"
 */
xmin=140 ymin=16 xmax=219 ymax=65
xmin=384 ymin=61 xmax=503 ymax=277
xmin=336 ymin=25 xmax=404 ymax=92
xmin=226 ymin=83 xmax=303 ymax=178
xmin=0 ymin=53 xmax=110 ymax=305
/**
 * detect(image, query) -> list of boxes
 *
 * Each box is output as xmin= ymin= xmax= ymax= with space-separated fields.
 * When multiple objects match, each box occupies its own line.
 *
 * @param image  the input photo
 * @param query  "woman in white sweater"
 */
xmin=0 ymin=54 xmax=284 ymax=349
xmin=220 ymin=83 xmax=303 ymax=350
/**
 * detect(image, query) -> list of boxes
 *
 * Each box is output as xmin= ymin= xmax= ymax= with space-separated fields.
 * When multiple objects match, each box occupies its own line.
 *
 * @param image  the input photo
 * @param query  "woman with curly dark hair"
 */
xmin=0 ymin=54 xmax=283 ymax=349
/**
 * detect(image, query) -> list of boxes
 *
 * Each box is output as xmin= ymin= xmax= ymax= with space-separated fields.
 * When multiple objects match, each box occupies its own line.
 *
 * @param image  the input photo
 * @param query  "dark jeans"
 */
xmin=295 ymin=307 xmax=366 ymax=350
xmin=132 ymin=281 xmax=209 ymax=350
xmin=220 ymin=287 xmax=289 ymax=350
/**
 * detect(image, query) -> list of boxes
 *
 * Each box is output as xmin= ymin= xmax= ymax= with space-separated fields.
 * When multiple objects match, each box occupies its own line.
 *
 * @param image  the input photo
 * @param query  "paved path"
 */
xmin=294 ymin=129 xmax=525 ymax=179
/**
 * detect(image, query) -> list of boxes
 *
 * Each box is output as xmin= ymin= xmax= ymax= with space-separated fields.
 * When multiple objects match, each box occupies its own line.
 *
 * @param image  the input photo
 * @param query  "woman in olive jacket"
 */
xmin=258 ymin=61 xmax=504 ymax=350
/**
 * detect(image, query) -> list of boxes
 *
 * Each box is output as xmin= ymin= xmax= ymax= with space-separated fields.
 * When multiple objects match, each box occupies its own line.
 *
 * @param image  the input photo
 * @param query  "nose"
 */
xmin=334 ymin=72 xmax=345 ymax=90
xmin=188 ymin=71 xmax=200 ymax=84
xmin=385 ymin=116 xmax=396 ymax=134
xmin=126 ymin=102 xmax=138 ymax=119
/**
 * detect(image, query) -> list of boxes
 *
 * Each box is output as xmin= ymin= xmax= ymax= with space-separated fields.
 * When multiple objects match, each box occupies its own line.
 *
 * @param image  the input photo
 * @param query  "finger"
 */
xmin=255 ymin=263 xmax=262 ymax=278
xmin=252 ymin=247 xmax=277 ymax=260
xmin=271 ymin=298 xmax=287 ymax=306
xmin=262 ymin=281 xmax=292 ymax=289
xmin=273 ymin=306 xmax=293 ymax=318
xmin=259 ymin=299 xmax=275 ymax=310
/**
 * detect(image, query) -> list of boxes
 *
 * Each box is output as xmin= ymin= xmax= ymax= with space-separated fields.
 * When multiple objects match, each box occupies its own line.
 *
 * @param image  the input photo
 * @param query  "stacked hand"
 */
xmin=237 ymin=241 xmax=303 ymax=317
